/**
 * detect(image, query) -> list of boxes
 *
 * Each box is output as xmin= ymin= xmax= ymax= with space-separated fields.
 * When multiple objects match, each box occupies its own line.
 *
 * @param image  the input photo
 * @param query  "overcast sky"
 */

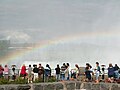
xmin=1 ymin=0 xmax=120 ymax=66
xmin=0 ymin=0 xmax=120 ymax=43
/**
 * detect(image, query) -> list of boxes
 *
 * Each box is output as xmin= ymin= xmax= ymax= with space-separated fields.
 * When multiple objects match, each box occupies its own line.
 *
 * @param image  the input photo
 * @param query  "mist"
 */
xmin=0 ymin=0 xmax=120 ymax=68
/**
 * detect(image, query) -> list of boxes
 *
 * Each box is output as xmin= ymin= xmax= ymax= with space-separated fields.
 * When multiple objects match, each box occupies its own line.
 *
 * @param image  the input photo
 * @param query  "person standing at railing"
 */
xmin=28 ymin=65 xmax=33 ymax=83
xmin=86 ymin=63 xmax=92 ymax=71
xmin=0 ymin=64 xmax=4 ymax=78
xmin=107 ymin=63 xmax=115 ymax=83
xmin=4 ymin=65 xmax=9 ymax=80
xmin=33 ymin=65 xmax=39 ymax=81
xmin=65 ymin=63 xmax=70 ymax=80
xmin=55 ymin=64 xmax=60 ymax=81
xmin=38 ymin=64 xmax=44 ymax=82
xmin=20 ymin=64 xmax=27 ymax=79
xmin=114 ymin=64 xmax=119 ymax=79
xmin=44 ymin=64 xmax=51 ymax=82
xmin=85 ymin=63 xmax=94 ymax=80
xmin=119 ymin=69 xmax=120 ymax=76
xmin=94 ymin=62 xmax=101 ymax=83
xmin=75 ymin=64 xmax=80 ymax=79
xmin=84 ymin=66 xmax=93 ymax=82
xmin=60 ymin=63 xmax=66 ymax=81
xmin=11 ymin=65 xmax=16 ymax=80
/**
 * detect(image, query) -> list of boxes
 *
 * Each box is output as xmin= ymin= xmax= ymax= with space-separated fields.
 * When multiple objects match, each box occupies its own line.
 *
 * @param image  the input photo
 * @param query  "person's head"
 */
xmin=75 ymin=64 xmax=79 ymax=68
xmin=57 ymin=64 xmax=59 ymax=68
xmin=12 ymin=65 xmax=16 ymax=68
xmin=63 ymin=63 xmax=66 ymax=66
xmin=35 ymin=65 xmax=37 ymax=67
xmin=115 ymin=64 xmax=118 ymax=67
xmin=66 ymin=63 xmax=69 ymax=67
xmin=33 ymin=64 xmax=37 ymax=67
xmin=29 ymin=65 xmax=31 ymax=67
xmin=39 ymin=64 xmax=41 ymax=66
xmin=86 ymin=63 xmax=90 ymax=67
xmin=96 ymin=62 xmax=99 ymax=66
xmin=5 ymin=65 xmax=7 ymax=67
xmin=86 ymin=66 xmax=89 ymax=70
xmin=109 ymin=63 xmax=113 ymax=67
xmin=46 ymin=64 xmax=49 ymax=67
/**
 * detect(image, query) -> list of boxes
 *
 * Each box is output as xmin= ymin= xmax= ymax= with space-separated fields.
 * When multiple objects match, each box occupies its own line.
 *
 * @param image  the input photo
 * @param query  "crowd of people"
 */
xmin=0 ymin=62 xmax=120 ymax=83
xmin=84 ymin=62 xmax=120 ymax=83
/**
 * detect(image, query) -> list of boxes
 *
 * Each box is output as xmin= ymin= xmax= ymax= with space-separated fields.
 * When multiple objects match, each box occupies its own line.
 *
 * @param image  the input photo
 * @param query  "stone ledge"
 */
xmin=0 ymin=84 xmax=31 ymax=90
xmin=32 ymin=81 xmax=120 ymax=90
xmin=0 ymin=81 xmax=120 ymax=90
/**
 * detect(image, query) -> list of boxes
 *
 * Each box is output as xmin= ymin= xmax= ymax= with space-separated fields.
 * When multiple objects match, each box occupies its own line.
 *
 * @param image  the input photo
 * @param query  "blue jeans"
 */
xmin=96 ymin=72 xmax=100 ymax=80
xmin=67 ymin=74 xmax=70 ymax=80
xmin=56 ymin=74 xmax=60 ymax=81
xmin=60 ymin=74 xmax=65 ymax=80
xmin=118 ymin=73 xmax=120 ymax=79
xmin=114 ymin=70 xmax=119 ymax=79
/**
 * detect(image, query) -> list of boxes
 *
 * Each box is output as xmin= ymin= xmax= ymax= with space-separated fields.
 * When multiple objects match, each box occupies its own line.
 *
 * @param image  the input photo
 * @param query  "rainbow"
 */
xmin=0 ymin=31 xmax=120 ymax=65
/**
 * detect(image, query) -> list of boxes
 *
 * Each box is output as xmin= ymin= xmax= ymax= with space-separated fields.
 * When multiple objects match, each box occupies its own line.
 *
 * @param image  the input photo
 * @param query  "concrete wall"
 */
xmin=0 ymin=81 xmax=120 ymax=90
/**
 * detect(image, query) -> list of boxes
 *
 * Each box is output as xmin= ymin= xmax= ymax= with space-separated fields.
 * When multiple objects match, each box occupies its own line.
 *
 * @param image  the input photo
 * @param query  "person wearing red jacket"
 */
xmin=0 ymin=65 xmax=4 ymax=78
xmin=20 ymin=64 xmax=27 ymax=79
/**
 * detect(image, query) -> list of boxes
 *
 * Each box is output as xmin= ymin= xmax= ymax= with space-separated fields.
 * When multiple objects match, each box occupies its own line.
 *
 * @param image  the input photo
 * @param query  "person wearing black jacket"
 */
xmin=114 ymin=64 xmax=120 ymax=79
xmin=33 ymin=65 xmax=39 ymax=81
xmin=55 ymin=64 xmax=60 ymax=81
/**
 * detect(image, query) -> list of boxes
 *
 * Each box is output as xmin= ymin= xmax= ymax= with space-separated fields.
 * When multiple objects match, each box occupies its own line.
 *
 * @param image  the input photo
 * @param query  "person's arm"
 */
xmin=118 ymin=66 xmax=120 ymax=69
xmin=2 ymin=67 xmax=4 ymax=71
xmin=91 ymin=70 xmax=94 ymax=75
xmin=64 ymin=67 xmax=68 ymax=73
xmin=33 ymin=68 xmax=35 ymax=73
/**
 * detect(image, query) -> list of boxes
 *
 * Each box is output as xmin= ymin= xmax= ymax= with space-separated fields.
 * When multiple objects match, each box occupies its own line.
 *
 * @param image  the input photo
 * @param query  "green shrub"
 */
xmin=13 ymin=77 xmax=28 ymax=84
xmin=0 ymin=76 xmax=56 ymax=84
xmin=0 ymin=78 xmax=9 ymax=84
xmin=0 ymin=77 xmax=28 ymax=84
xmin=48 ymin=76 xmax=56 ymax=82
xmin=33 ymin=78 xmax=44 ymax=83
